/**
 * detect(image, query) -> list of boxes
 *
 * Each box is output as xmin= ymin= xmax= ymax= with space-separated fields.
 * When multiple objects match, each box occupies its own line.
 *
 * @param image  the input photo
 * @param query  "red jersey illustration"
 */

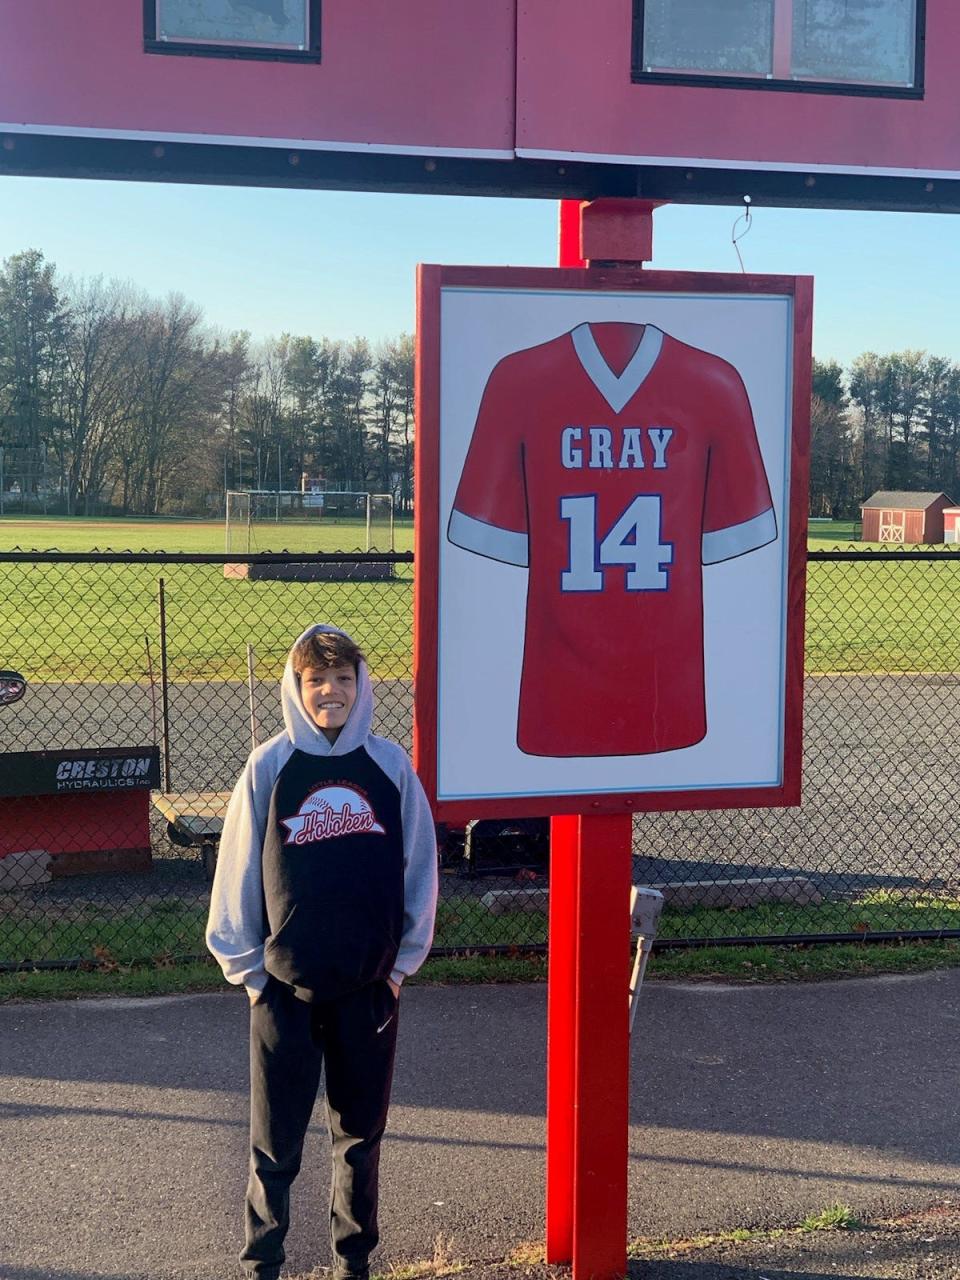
xmin=447 ymin=322 xmax=777 ymax=757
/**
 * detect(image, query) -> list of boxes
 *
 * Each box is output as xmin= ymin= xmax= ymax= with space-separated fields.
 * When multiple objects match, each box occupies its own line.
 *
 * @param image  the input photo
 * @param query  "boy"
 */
xmin=207 ymin=624 xmax=438 ymax=1280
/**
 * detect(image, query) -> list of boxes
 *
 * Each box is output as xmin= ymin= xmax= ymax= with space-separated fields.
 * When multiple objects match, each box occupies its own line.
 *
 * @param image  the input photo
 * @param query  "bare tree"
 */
xmin=53 ymin=278 xmax=144 ymax=514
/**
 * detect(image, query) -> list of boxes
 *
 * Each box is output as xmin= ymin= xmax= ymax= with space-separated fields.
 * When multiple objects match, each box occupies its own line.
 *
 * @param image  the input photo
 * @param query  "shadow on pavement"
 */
xmin=3 ymin=979 xmax=960 ymax=1179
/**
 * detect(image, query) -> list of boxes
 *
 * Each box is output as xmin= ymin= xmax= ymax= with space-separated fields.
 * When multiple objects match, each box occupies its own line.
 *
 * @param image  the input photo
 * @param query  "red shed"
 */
xmin=860 ymin=492 xmax=955 ymax=544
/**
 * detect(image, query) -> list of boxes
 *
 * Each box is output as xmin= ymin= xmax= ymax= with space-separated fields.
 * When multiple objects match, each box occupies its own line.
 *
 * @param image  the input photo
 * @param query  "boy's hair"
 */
xmin=291 ymin=630 xmax=365 ymax=677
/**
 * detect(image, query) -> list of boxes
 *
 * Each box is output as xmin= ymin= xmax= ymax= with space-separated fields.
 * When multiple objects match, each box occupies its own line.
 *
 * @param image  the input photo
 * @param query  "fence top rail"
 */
xmin=0 ymin=550 xmax=414 ymax=565
xmin=0 ymin=548 xmax=955 ymax=564
xmin=808 ymin=549 xmax=960 ymax=561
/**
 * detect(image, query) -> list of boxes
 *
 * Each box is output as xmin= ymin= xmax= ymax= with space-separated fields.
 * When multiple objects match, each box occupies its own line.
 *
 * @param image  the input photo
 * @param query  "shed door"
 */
xmin=879 ymin=511 xmax=905 ymax=542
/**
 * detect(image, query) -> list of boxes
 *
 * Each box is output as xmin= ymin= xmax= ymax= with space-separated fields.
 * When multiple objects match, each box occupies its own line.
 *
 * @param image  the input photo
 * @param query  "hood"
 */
xmin=281 ymin=624 xmax=374 ymax=757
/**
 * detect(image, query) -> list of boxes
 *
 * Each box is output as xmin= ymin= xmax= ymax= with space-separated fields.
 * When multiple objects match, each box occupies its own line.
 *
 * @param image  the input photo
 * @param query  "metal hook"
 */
xmin=731 ymin=195 xmax=753 ymax=273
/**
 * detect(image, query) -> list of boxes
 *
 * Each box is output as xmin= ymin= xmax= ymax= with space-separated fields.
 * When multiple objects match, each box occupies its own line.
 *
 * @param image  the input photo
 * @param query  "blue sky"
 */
xmin=2 ymin=174 xmax=958 ymax=367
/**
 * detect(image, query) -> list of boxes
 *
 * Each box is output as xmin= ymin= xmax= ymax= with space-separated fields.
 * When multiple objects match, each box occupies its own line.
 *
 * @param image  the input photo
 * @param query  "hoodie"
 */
xmin=206 ymin=624 xmax=438 ymax=1002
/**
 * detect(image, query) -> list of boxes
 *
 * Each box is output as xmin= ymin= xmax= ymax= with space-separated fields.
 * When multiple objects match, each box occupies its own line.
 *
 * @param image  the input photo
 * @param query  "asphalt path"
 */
xmin=1 ymin=971 xmax=959 ymax=1280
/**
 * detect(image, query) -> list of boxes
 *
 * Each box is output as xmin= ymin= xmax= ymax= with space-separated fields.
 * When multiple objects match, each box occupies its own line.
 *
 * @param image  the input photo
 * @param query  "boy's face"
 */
xmin=299 ymin=663 xmax=358 ymax=740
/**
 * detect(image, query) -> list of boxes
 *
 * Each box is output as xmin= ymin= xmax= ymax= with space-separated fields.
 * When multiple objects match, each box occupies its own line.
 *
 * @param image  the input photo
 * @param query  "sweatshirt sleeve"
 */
xmin=205 ymin=751 xmax=276 ymax=996
xmin=390 ymin=752 xmax=439 ymax=987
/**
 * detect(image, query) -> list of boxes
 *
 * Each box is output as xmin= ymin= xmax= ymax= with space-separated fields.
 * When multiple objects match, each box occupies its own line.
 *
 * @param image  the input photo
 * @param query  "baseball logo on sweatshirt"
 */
xmin=280 ymin=784 xmax=386 ymax=845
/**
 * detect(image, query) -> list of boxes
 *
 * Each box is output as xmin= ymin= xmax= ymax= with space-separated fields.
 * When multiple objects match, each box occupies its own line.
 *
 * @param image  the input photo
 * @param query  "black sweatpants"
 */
xmin=240 ymin=975 xmax=400 ymax=1280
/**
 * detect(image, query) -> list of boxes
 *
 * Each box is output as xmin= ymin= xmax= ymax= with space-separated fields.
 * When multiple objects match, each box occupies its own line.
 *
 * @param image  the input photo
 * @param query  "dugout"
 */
xmin=860 ymin=491 xmax=955 ymax=544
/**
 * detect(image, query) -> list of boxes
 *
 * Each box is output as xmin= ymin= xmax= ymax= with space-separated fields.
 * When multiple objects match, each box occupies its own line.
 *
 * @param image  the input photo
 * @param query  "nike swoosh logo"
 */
xmin=377 ymin=1015 xmax=394 ymax=1034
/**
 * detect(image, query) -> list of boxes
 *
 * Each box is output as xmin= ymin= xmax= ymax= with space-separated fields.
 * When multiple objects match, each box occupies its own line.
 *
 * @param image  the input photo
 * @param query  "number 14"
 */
xmin=560 ymin=494 xmax=673 ymax=592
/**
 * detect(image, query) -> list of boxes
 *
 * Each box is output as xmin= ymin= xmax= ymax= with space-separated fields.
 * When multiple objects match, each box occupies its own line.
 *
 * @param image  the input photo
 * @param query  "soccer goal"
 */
xmin=225 ymin=490 xmax=395 ymax=554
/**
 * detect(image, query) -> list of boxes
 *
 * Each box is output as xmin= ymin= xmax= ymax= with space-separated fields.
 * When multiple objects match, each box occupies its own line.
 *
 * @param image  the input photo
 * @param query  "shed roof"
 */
xmin=861 ymin=491 xmax=954 ymax=511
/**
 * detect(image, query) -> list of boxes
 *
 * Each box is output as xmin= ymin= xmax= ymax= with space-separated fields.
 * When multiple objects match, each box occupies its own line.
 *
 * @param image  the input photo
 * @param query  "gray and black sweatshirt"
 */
xmin=206 ymin=624 xmax=438 ymax=1002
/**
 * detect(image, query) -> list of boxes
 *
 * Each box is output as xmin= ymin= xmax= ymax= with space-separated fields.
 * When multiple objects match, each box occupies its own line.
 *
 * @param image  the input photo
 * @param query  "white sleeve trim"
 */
xmin=702 ymin=507 xmax=777 ymax=565
xmin=448 ymin=508 xmax=529 ymax=567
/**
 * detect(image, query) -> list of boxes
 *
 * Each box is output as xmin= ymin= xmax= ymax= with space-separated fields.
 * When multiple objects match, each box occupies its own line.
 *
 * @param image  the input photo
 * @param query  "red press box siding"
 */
xmin=944 ymin=509 xmax=960 ymax=540
xmin=518 ymin=0 xmax=959 ymax=177
xmin=0 ymin=0 xmax=516 ymax=156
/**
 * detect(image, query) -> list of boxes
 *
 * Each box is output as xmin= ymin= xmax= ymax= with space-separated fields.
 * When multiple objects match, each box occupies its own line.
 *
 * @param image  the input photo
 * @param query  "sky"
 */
xmin=2 ymin=173 xmax=960 ymax=368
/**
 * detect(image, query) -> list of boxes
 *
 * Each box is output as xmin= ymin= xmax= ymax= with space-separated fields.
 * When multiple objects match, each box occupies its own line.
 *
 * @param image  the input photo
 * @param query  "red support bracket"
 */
xmin=559 ymin=198 xmax=664 ymax=268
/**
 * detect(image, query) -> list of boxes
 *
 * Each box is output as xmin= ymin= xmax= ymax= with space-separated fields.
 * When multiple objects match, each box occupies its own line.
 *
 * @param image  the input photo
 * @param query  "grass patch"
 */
xmin=0 ymin=901 xmax=209 ymax=967
xmin=800 ymin=1203 xmax=862 ymax=1231
xmin=658 ymin=889 xmax=960 ymax=942
xmin=3 ymin=937 xmax=960 ymax=1003
xmin=0 ymin=900 xmax=543 ymax=968
xmin=647 ymin=937 xmax=960 ymax=981
xmin=0 ymin=957 xmax=224 ymax=1002
xmin=438 ymin=889 xmax=960 ymax=956
xmin=629 ymin=1202 xmax=861 ymax=1260
xmin=433 ymin=901 xmax=547 ymax=949
xmin=0 ymin=953 xmax=550 ymax=1003
xmin=2 ymin=891 xmax=959 ymax=971
xmin=286 ymin=1232 xmax=465 ymax=1280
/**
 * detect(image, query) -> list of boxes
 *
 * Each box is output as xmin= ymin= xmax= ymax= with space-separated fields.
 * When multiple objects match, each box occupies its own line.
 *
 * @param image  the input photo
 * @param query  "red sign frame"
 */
xmin=414 ymin=264 xmax=812 ymax=823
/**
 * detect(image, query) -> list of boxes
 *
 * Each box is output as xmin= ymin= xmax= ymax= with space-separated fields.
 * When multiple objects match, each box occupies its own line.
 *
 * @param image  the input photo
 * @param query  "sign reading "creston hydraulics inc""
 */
xmin=0 ymin=747 xmax=161 ymax=797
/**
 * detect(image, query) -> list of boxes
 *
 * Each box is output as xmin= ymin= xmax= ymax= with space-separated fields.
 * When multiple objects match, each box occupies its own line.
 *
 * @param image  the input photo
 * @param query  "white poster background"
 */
xmin=436 ymin=285 xmax=793 ymax=802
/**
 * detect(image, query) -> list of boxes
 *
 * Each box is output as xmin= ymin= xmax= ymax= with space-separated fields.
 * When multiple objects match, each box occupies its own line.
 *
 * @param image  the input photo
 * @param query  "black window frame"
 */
xmin=144 ymin=0 xmax=321 ymax=64
xmin=631 ymin=0 xmax=925 ymax=99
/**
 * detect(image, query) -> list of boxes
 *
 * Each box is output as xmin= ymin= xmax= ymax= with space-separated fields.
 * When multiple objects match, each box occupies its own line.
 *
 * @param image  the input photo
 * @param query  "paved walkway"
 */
xmin=1 ymin=970 xmax=958 ymax=1280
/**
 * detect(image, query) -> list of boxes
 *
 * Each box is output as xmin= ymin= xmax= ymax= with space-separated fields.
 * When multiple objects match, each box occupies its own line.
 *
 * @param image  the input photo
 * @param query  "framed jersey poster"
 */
xmin=414 ymin=266 xmax=812 ymax=821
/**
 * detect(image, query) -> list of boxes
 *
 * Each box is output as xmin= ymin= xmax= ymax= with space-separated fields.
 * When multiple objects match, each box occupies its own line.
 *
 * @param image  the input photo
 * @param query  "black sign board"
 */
xmin=0 ymin=746 xmax=161 ymax=798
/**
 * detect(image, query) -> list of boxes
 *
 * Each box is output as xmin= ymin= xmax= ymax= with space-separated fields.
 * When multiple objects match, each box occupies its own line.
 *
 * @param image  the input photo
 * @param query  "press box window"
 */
xmin=633 ymin=0 xmax=922 ymax=94
xmin=144 ymin=0 xmax=321 ymax=62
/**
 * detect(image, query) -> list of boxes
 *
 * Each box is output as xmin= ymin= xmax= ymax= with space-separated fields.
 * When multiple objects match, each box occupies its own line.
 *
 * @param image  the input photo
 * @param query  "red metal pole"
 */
xmin=548 ymin=811 xmax=632 ymax=1278
xmin=545 ymin=198 xmax=661 ymax=1278
xmin=558 ymin=198 xmax=586 ymax=269
xmin=571 ymin=812 xmax=632 ymax=1280
xmin=545 ymin=202 xmax=588 ymax=1265
xmin=545 ymin=812 xmax=578 ymax=1262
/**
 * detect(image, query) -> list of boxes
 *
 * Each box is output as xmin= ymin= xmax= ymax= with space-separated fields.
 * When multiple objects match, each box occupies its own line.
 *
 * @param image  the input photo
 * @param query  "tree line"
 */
xmin=0 ymin=250 xmax=414 ymax=516
xmin=2 ymin=248 xmax=958 ymax=521
xmin=812 ymin=352 xmax=960 ymax=518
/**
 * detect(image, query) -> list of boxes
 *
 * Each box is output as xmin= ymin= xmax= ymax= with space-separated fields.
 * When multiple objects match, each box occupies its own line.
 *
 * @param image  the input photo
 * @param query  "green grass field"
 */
xmin=1 ymin=516 xmax=958 ymax=680
xmin=0 ymin=515 xmax=414 ymax=682
xmin=0 ymin=514 xmax=414 ymax=555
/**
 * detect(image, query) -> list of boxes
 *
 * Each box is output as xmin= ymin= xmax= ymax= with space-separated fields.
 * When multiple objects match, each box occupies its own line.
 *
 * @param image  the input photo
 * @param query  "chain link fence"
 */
xmin=0 ymin=547 xmax=958 ymax=971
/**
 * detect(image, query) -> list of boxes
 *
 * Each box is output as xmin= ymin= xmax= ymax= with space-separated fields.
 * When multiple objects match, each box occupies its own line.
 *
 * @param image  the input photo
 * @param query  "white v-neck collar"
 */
xmin=570 ymin=323 xmax=664 ymax=414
